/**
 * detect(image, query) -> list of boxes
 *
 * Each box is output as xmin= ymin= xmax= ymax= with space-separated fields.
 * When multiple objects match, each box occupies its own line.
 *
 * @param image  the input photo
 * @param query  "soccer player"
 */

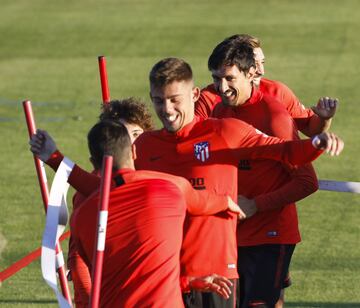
xmin=68 ymin=98 xmax=154 ymax=307
xmin=198 ymin=38 xmax=318 ymax=308
xmin=133 ymin=57 xmax=343 ymax=308
xmin=30 ymin=121 xmax=242 ymax=307
xmin=196 ymin=34 xmax=338 ymax=136
xmin=195 ymin=35 xmax=338 ymax=308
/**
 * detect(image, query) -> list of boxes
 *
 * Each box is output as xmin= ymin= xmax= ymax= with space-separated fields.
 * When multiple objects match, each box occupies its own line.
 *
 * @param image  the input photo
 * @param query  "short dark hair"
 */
xmin=223 ymin=34 xmax=261 ymax=49
xmin=100 ymin=98 xmax=154 ymax=131
xmin=149 ymin=57 xmax=193 ymax=89
xmin=208 ymin=39 xmax=255 ymax=74
xmin=87 ymin=120 xmax=132 ymax=170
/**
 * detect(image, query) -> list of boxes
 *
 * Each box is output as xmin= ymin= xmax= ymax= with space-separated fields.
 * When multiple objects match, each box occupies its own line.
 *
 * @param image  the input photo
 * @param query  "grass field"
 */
xmin=0 ymin=0 xmax=359 ymax=307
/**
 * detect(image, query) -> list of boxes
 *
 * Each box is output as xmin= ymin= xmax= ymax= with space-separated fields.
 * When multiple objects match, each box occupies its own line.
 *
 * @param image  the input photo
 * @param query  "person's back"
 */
xmin=71 ymin=169 xmax=187 ymax=308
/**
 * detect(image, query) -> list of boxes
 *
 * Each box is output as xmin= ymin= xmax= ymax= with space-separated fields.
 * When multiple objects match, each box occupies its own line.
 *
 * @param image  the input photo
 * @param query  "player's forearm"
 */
xmin=303 ymin=114 xmax=332 ymax=136
xmin=187 ymin=190 xmax=228 ymax=215
xmin=46 ymin=150 xmax=100 ymax=196
xmin=254 ymin=164 xmax=318 ymax=211
xmin=240 ymin=138 xmax=324 ymax=166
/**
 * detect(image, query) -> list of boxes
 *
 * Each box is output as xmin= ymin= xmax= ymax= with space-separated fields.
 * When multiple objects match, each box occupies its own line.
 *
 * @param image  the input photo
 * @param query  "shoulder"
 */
xmin=129 ymin=170 xmax=186 ymax=199
xmin=261 ymin=78 xmax=293 ymax=93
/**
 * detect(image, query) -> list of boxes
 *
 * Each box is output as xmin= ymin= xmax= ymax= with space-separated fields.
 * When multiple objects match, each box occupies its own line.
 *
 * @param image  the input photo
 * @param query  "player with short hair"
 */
xmin=195 ymin=35 xmax=338 ymax=308
xmin=204 ymin=37 xmax=315 ymax=308
xmin=68 ymin=98 xmax=154 ymax=307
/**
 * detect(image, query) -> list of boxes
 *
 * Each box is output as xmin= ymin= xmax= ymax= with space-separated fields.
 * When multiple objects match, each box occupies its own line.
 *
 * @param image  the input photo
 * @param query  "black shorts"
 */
xmin=237 ymin=244 xmax=295 ymax=308
xmin=183 ymin=279 xmax=237 ymax=308
xmin=281 ymin=271 xmax=292 ymax=289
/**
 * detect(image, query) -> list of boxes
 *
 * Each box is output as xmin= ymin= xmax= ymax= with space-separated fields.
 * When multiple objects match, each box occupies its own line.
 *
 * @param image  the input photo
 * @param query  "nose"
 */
xmin=163 ymin=100 xmax=174 ymax=114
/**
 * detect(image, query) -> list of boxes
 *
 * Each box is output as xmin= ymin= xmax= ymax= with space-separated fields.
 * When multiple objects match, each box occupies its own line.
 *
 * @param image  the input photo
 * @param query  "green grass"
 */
xmin=0 ymin=0 xmax=359 ymax=307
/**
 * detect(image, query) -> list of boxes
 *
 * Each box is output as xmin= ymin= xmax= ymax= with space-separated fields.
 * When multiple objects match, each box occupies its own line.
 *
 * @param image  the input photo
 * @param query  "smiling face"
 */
xmin=150 ymin=80 xmax=199 ymax=133
xmin=253 ymin=47 xmax=265 ymax=86
xmin=211 ymin=65 xmax=255 ymax=107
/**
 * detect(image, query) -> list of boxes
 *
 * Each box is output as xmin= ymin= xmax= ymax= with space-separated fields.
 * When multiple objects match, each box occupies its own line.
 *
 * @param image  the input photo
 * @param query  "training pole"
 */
xmin=98 ymin=56 xmax=110 ymax=104
xmin=22 ymin=100 xmax=73 ymax=306
xmin=89 ymin=155 xmax=113 ymax=308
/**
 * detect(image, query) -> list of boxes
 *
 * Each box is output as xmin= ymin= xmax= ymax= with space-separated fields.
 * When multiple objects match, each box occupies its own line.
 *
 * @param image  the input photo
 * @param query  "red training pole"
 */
xmin=98 ymin=56 xmax=111 ymax=104
xmin=89 ymin=155 xmax=113 ymax=308
xmin=22 ymin=100 xmax=73 ymax=306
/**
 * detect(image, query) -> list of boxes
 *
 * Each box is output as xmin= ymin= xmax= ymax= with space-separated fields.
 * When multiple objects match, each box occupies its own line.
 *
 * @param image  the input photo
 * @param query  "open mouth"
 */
xmin=222 ymin=90 xmax=236 ymax=102
xmin=163 ymin=114 xmax=179 ymax=127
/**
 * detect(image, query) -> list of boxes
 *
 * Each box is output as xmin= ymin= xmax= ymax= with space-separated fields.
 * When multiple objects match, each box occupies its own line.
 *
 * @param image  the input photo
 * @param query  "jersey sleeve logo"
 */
xmin=194 ymin=141 xmax=210 ymax=162
xmin=255 ymin=128 xmax=269 ymax=137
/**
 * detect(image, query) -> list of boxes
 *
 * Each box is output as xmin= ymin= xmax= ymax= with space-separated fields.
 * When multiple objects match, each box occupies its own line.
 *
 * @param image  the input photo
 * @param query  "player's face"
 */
xmin=118 ymin=119 xmax=144 ymax=143
xmin=150 ymin=80 xmax=199 ymax=133
xmin=211 ymin=65 xmax=254 ymax=106
xmin=253 ymin=47 xmax=265 ymax=86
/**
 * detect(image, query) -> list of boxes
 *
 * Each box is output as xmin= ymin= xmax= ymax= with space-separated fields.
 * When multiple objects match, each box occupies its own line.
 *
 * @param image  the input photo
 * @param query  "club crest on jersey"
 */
xmin=194 ymin=141 xmax=210 ymax=162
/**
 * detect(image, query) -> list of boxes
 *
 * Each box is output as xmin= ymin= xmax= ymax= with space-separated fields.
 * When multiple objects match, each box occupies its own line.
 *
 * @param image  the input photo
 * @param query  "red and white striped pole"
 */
xmin=98 ymin=56 xmax=110 ymax=104
xmin=23 ymin=100 xmax=73 ymax=306
xmin=89 ymin=155 xmax=113 ymax=308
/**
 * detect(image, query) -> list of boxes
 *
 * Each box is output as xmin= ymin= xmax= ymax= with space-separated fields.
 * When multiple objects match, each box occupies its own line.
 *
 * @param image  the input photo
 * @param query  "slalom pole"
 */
xmin=98 ymin=56 xmax=111 ymax=104
xmin=89 ymin=155 xmax=113 ymax=308
xmin=23 ymin=100 xmax=73 ymax=306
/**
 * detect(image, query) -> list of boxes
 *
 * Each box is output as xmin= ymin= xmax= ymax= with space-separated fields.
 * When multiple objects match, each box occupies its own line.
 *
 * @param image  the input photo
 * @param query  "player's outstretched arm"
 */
xmin=187 ymin=274 xmax=233 ymax=299
xmin=29 ymin=129 xmax=57 ymax=162
xmin=170 ymin=174 xmax=246 ymax=218
xmin=29 ymin=129 xmax=100 ymax=196
xmin=308 ymin=97 xmax=338 ymax=135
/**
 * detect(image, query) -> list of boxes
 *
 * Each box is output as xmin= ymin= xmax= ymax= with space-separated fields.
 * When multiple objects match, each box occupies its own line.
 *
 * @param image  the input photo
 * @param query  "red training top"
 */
xmin=196 ymin=86 xmax=318 ymax=246
xmin=71 ymin=168 xmax=231 ymax=308
xmin=134 ymin=116 xmax=322 ymax=278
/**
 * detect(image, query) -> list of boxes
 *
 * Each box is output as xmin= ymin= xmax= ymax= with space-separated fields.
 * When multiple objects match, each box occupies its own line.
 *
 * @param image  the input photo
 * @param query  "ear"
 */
xmin=131 ymin=144 xmax=137 ymax=161
xmin=192 ymin=86 xmax=200 ymax=103
xmin=247 ymin=66 xmax=256 ymax=82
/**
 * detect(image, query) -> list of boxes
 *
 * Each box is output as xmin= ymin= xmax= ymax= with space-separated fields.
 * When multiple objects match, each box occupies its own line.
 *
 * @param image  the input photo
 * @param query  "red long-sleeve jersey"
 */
xmin=71 ymin=168 xmax=233 ymax=308
xmin=196 ymin=86 xmax=318 ymax=246
xmin=134 ymin=116 xmax=322 ymax=278
xmin=68 ymin=172 xmax=99 ymax=308
xmin=195 ymin=79 xmax=314 ymax=134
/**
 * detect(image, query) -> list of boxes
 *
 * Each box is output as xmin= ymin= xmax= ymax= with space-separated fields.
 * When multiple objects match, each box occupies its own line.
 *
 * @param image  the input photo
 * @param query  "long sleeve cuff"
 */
xmin=180 ymin=276 xmax=191 ymax=293
xmin=46 ymin=150 xmax=64 ymax=171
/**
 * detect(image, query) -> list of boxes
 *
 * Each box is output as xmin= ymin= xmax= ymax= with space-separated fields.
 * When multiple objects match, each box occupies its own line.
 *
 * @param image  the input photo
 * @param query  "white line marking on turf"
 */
xmin=318 ymin=180 xmax=360 ymax=193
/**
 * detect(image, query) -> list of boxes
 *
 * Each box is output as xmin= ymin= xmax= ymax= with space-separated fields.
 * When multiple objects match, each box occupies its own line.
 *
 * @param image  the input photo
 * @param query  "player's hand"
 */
xmin=227 ymin=196 xmax=246 ymax=220
xmin=312 ymin=132 xmax=344 ymax=156
xmin=311 ymin=97 xmax=338 ymax=120
xmin=237 ymin=195 xmax=257 ymax=219
xmin=189 ymin=274 xmax=233 ymax=299
xmin=29 ymin=129 xmax=57 ymax=162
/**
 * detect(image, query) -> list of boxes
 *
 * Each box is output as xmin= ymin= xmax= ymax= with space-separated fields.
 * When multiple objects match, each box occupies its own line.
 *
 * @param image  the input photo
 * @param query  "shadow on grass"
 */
xmin=0 ymin=299 xmax=57 ymax=304
xmin=287 ymin=302 xmax=360 ymax=308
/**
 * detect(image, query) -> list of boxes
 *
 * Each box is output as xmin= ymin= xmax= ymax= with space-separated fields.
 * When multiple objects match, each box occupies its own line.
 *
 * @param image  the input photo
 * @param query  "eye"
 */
xmin=225 ymin=76 xmax=234 ymax=82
